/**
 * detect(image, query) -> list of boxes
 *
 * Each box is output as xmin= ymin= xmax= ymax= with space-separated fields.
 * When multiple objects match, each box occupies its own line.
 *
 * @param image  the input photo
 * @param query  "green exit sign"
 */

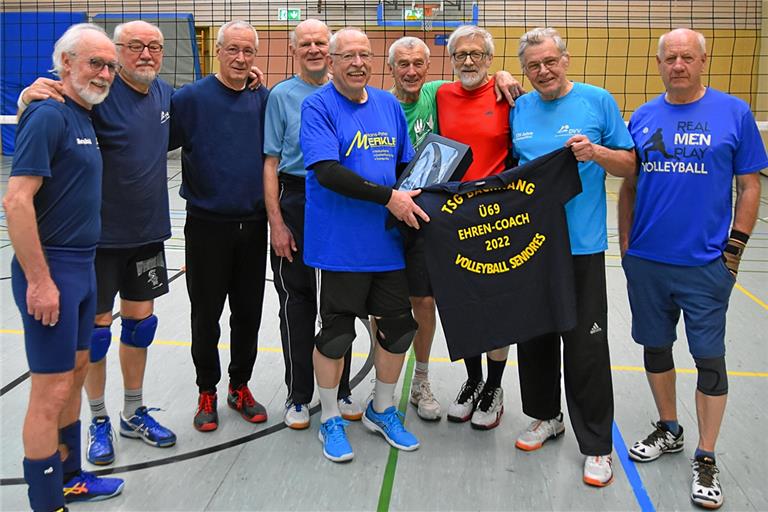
xmin=277 ymin=8 xmax=301 ymax=21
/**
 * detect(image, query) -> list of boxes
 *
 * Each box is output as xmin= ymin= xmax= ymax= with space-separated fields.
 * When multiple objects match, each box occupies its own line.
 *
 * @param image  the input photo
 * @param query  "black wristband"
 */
xmin=729 ymin=229 xmax=750 ymax=245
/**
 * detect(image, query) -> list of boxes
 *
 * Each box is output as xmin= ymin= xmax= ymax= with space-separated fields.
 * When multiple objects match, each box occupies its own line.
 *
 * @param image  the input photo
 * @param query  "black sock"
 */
xmin=485 ymin=357 xmax=507 ymax=389
xmin=464 ymin=355 xmax=483 ymax=382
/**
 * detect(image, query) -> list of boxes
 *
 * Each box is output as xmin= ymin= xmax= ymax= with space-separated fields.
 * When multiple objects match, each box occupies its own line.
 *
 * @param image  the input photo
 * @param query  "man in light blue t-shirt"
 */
xmin=509 ymin=27 xmax=636 ymax=487
xmin=263 ymin=19 xmax=361 ymax=431
xmin=619 ymin=28 xmax=764 ymax=510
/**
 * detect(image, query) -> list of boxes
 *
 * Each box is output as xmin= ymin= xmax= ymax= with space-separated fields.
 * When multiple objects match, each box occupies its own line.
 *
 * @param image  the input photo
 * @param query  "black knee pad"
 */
xmin=375 ymin=313 xmax=418 ymax=354
xmin=316 ymin=314 xmax=356 ymax=359
xmin=694 ymin=356 xmax=728 ymax=396
xmin=644 ymin=346 xmax=674 ymax=373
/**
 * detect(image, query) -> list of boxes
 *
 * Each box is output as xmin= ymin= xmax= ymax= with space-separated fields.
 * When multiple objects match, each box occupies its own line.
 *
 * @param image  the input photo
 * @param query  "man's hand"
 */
xmin=566 ymin=134 xmax=599 ymax=162
xmin=22 ymin=78 xmax=65 ymax=105
xmin=386 ymin=189 xmax=430 ymax=229
xmin=270 ymin=221 xmax=298 ymax=262
xmin=248 ymin=65 xmax=265 ymax=90
xmin=26 ymin=275 xmax=60 ymax=326
xmin=493 ymin=71 xmax=525 ymax=106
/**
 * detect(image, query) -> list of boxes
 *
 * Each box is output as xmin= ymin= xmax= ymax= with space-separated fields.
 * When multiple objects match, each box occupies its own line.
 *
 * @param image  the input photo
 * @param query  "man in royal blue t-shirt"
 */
xmin=300 ymin=28 xmax=429 ymax=463
xmin=170 ymin=21 xmax=271 ymax=433
xmin=21 ymin=20 xmax=177 ymax=465
xmin=619 ymin=28 xmax=765 ymax=509
xmin=5 ymin=23 xmax=125 ymax=511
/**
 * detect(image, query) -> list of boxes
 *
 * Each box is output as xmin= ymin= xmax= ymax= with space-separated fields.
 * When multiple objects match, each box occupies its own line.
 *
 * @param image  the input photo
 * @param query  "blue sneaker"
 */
xmin=362 ymin=402 xmax=420 ymax=451
xmin=119 ymin=406 xmax=177 ymax=447
xmin=63 ymin=470 xmax=124 ymax=503
xmin=318 ymin=416 xmax=354 ymax=462
xmin=86 ymin=416 xmax=116 ymax=465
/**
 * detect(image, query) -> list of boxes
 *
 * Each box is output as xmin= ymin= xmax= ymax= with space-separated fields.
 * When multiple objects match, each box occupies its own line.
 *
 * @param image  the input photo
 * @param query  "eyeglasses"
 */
xmin=330 ymin=52 xmax=373 ymax=62
xmin=524 ymin=56 xmax=562 ymax=73
xmin=222 ymin=46 xmax=256 ymax=57
xmin=86 ymin=57 xmax=120 ymax=75
xmin=451 ymin=51 xmax=487 ymax=63
xmin=116 ymin=41 xmax=163 ymax=54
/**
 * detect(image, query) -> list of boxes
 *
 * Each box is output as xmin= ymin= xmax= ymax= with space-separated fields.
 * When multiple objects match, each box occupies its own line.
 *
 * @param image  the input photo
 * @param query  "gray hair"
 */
xmin=216 ymin=20 xmax=258 ymax=47
xmin=51 ymin=23 xmax=109 ymax=76
xmin=388 ymin=36 xmax=430 ymax=67
xmin=447 ymin=25 xmax=494 ymax=57
xmin=113 ymin=20 xmax=163 ymax=44
xmin=289 ymin=19 xmax=331 ymax=47
xmin=328 ymin=27 xmax=367 ymax=54
xmin=657 ymin=28 xmax=706 ymax=58
xmin=518 ymin=27 xmax=567 ymax=65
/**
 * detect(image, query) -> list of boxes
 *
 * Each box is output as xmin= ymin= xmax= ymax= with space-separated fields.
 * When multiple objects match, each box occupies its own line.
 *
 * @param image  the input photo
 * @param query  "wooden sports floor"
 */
xmin=1 ymin=157 xmax=766 ymax=511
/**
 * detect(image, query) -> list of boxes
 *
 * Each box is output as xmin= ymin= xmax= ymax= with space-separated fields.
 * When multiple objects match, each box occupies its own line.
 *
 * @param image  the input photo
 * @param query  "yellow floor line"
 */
xmin=736 ymin=282 xmax=768 ymax=311
xmin=2 ymin=329 xmax=765 ymax=378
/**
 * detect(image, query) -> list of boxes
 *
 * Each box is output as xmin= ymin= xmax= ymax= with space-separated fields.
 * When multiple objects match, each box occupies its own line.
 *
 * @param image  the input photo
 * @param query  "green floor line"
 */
xmin=376 ymin=349 xmax=416 ymax=512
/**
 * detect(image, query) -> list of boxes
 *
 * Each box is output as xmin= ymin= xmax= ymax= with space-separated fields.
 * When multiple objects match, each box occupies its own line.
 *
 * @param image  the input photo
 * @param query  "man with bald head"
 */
xmin=22 ymin=19 xmax=177 ymax=465
xmin=264 ymin=19 xmax=361 ymax=430
xmin=6 ymin=23 xmax=125 ymax=509
xmin=301 ymin=27 xmax=427 ymax=462
xmin=620 ymin=28 xmax=764 ymax=509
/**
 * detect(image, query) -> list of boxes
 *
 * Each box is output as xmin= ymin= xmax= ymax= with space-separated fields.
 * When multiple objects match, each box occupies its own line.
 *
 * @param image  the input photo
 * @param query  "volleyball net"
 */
xmin=2 ymin=1 xmax=767 ymax=154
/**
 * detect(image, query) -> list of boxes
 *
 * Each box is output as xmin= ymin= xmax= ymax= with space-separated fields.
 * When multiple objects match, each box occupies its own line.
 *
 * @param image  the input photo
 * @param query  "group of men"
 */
xmin=6 ymin=15 xmax=762 ymax=512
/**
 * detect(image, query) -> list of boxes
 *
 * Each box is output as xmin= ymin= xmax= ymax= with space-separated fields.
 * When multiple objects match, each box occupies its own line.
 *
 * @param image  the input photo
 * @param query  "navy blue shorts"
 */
xmin=622 ymin=254 xmax=735 ymax=358
xmin=11 ymin=248 xmax=97 ymax=373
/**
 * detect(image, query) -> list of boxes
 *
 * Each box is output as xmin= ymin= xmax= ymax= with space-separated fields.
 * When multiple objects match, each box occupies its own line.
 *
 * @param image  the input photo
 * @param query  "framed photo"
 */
xmin=396 ymin=134 xmax=473 ymax=190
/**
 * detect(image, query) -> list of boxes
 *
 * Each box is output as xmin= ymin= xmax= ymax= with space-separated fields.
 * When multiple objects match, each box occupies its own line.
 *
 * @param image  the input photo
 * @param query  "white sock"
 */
xmin=123 ymin=388 xmax=143 ymax=418
xmin=414 ymin=361 xmax=429 ymax=381
xmin=318 ymin=385 xmax=341 ymax=423
xmin=373 ymin=380 xmax=396 ymax=412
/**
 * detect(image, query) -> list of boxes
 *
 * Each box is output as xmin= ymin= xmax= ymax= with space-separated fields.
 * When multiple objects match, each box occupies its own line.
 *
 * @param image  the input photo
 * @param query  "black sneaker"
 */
xmin=691 ymin=455 xmax=723 ymax=509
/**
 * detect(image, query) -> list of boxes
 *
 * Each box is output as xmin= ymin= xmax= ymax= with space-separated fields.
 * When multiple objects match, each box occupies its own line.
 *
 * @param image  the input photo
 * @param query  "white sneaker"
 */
xmin=447 ymin=379 xmax=484 ymax=423
xmin=410 ymin=379 xmax=442 ymax=421
xmin=583 ymin=455 xmax=613 ymax=487
xmin=283 ymin=402 xmax=310 ymax=430
xmin=338 ymin=396 xmax=363 ymax=421
xmin=691 ymin=455 xmax=723 ymax=509
xmin=470 ymin=386 xmax=503 ymax=430
xmin=629 ymin=421 xmax=684 ymax=462
xmin=515 ymin=413 xmax=565 ymax=451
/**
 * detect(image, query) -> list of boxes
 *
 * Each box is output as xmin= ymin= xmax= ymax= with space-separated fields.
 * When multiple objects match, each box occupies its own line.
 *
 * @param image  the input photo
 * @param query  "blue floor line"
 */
xmin=613 ymin=421 xmax=655 ymax=512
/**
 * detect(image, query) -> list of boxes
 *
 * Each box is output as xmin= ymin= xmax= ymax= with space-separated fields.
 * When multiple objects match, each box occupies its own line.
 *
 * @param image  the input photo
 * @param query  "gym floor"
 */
xmin=1 ymin=157 xmax=766 ymax=511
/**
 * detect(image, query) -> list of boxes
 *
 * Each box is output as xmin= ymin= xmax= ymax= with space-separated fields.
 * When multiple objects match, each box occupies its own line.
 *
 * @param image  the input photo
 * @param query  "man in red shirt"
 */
xmin=437 ymin=25 xmax=513 ymax=430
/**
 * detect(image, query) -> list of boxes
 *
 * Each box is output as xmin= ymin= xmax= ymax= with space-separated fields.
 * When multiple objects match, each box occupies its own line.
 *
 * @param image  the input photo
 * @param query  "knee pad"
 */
xmin=316 ymin=314 xmax=356 ymax=359
xmin=89 ymin=326 xmax=112 ymax=362
xmin=643 ymin=346 xmax=674 ymax=374
xmin=375 ymin=313 xmax=418 ymax=354
xmin=120 ymin=314 xmax=158 ymax=349
xmin=694 ymin=356 xmax=728 ymax=396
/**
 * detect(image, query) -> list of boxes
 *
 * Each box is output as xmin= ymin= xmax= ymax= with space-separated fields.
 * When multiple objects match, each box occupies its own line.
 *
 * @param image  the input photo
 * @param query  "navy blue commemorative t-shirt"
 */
xmin=170 ymin=75 xmax=270 ymax=221
xmin=415 ymin=148 xmax=580 ymax=361
xmin=94 ymin=75 xmax=173 ymax=247
xmin=12 ymin=97 xmax=102 ymax=248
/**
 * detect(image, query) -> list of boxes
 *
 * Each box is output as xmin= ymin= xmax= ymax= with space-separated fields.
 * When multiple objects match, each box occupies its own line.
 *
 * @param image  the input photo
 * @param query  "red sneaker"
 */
xmin=227 ymin=384 xmax=267 ymax=423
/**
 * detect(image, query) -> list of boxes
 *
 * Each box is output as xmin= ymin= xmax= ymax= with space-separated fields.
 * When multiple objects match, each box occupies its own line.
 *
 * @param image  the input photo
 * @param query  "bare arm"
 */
xmin=492 ymin=71 xmax=525 ymax=106
xmin=617 ymin=173 xmax=638 ymax=257
xmin=732 ymin=172 xmax=761 ymax=235
xmin=263 ymin=155 xmax=297 ymax=261
xmin=3 ymin=176 xmax=60 ymax=325
xmin=566 ymin=134 xmax=636 ymax=178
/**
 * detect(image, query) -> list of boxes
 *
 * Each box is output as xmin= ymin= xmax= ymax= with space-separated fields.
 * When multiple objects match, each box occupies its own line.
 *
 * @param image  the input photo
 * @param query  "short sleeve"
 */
xmin=734 ymin=106 xmax=768 ymax=175
xmin=300 ymin=96 xmax=340 ymax=167
xmin=263 ymin=89 xmax=285 ymax=157
xmin=11 ymin=104 xmax=65 ymax=178
xmin=599 ymin=90 xmax=634 ymax=150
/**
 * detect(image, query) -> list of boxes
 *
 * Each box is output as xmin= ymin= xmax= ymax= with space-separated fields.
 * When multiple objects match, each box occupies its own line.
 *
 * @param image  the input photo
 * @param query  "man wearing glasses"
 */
xmin=169 ymin=21 xmax=271 ymax=433
xmin=6 ymin=23 xmax=126 ymax=510
xmin=21 ymin=20 xmax=178 ymax=465
xmin=436 ymin=25 xmax=514 ymax=431
xmin=510 ymin=27 xmax=635 ymax=486
xmin=300 ymin=28 xmax=428 ymax=462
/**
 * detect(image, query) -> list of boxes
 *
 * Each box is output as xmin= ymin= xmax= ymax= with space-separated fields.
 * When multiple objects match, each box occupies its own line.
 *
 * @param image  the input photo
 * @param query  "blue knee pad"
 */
xmin=90 ymin=326 xmax=112 ymax=362
xmin=121 ymin=314 xmax=158 ymax=348
xmin=694 ymin=356 xmax=728 ymax=396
